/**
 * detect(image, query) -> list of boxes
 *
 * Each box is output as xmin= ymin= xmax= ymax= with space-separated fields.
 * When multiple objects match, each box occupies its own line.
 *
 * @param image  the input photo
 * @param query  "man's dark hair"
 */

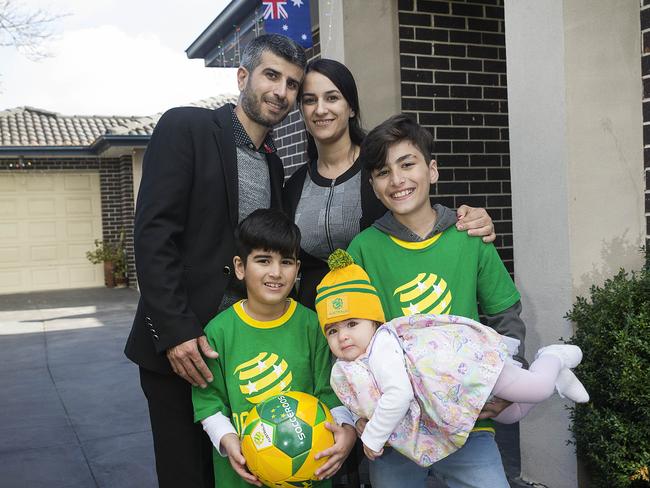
xmin=298 ymin=58 xmax=365 ymax=161
xmin=235 ymin=208 xmax=301 ymax=263
xmin=360 ymin=114 xmax=435 ymax=173
xmin=240 ymin=34 xmax=307 ymax=72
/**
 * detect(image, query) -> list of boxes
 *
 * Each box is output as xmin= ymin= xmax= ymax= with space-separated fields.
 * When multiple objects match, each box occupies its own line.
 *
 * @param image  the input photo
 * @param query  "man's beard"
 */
xmin=240 ymin=83 xmax=289 ymax=128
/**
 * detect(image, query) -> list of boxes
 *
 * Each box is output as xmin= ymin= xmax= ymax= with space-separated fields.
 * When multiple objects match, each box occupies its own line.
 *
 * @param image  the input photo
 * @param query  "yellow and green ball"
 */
xmin=241 ymin=391 xmax=335 ymax=487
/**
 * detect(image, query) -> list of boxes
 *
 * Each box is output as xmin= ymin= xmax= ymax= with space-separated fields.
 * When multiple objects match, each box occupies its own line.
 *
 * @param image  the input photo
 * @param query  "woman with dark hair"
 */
xmin=283 ymin=58 xmax=495 ymax=309
xmin=283 ymin=59 xmax=386 ymax=309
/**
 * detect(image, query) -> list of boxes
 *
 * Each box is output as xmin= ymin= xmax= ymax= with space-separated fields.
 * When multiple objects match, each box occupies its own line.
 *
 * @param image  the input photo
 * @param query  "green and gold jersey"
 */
xmin=347 ymin=226 xmax=520 ymax=322
xmin=192 ymin=299 xmax=337 ymax=488
xmin=347 ymin=225 xmax=520 ymax=434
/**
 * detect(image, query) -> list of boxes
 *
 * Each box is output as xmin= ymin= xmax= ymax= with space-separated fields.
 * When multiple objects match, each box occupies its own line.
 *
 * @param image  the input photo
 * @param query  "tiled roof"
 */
xmin=0 ymin=94 xmax=238 ymax=147
xmin=188 ymin=95 xmax=238 ymax=110
xmin=107 ymin=95 xmax=238 ymax=137
xmin=0 ymin=107 xmax=145 ymax=146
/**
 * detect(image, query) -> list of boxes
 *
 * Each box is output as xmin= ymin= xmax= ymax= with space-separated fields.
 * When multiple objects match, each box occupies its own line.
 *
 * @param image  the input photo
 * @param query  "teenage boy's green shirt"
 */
xmin=347 ymin=225 xmax=519 ymax=321
xmin=192 ymin=299 xmax=337 ymax=488
xmin=348 ymin=225 xmax=520 ymax=431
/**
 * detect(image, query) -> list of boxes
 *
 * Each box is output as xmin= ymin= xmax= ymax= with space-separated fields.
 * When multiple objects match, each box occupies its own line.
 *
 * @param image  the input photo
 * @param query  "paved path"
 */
xmin=0 ymin=288 xmax=155 ymax=488
xmin=0 ymin=288 xmax=524 ymax=488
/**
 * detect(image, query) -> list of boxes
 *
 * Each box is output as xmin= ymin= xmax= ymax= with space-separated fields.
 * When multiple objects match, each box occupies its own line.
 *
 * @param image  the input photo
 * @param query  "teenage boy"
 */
xmin=347 ymin=114 xmax=526 ymax=488
xmin=192 ymin=209 xmax=356 ymax=488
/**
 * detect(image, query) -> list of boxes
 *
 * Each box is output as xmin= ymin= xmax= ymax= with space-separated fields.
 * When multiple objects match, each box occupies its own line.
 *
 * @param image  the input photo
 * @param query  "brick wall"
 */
xmin=275 ymin=28 xmax=321 ymax=177
xmin=0 ymin=157 xmax=136 ymax=286
xmin=398 ymin=0 xmax=513 ymax=272
xmin=642 ymin=1 xmax=650 ymax=251
xmin=117 ymin=156 xmax=136 ymax=285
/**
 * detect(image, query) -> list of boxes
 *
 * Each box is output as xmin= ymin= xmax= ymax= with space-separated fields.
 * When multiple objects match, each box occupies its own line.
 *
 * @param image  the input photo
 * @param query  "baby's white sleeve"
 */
xmin=361 ymin=330 xmax=414 ymax=452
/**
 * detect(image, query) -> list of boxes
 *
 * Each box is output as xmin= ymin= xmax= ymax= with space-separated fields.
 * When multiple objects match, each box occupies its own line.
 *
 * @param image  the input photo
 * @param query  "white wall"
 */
xmin=564 ymin=0 xmax=645 ymax=297
xmin=505 ymin=0 xmax=644 ymax=486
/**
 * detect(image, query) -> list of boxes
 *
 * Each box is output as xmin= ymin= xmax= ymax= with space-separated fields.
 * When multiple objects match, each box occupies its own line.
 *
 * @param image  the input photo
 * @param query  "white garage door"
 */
xmin=0 ymin=172 xmax=104 ymax=294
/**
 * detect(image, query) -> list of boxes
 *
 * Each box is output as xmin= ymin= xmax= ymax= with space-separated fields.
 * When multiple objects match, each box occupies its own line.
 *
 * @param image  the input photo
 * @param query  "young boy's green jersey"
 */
xmin=347 ymin=226 xmax=520 ymax=322
xmin=192 ymin=299 xmax=338 ymax=488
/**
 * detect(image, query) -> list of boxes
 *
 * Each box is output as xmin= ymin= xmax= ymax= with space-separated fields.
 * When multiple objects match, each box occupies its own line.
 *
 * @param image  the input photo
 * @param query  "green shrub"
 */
xmin=566 ymin=251 xmax=650 ymax=487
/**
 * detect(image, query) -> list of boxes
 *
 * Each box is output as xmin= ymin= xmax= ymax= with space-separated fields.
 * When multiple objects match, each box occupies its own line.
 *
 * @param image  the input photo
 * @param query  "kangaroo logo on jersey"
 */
xmin=393 ymin=273 xmax=452 ymax=315
xmin=234 ymin=352 xmax=293 ymax=404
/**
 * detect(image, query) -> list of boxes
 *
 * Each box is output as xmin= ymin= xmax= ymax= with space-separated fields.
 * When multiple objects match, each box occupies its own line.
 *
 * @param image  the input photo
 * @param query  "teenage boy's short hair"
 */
xmin=235 ymin=208 xmax=301 ymax=263
xmin=360 ymin=114 xmax=435 ymax=173
xmin=240 ymin=34 xmax=307 ymax=73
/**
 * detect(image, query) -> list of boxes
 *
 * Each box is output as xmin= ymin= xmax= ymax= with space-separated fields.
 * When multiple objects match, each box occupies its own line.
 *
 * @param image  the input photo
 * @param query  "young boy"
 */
xmin=346 ymin=114 xmax=526 ymax=488
xmin=192 ymin=209 xmax=355 ymax=488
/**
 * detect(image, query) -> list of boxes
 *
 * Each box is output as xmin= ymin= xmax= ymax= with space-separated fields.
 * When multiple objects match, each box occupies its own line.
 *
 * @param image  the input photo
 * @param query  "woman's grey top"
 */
xmin=294 ymin=162 xmax=363 ymax=261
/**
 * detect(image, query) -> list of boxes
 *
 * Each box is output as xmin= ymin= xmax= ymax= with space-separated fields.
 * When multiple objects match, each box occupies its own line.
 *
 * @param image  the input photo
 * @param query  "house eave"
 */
xmin=0 ymin=146 xmax=94 ymax=157
xmin=185 ymin=0 xmax=259 ymax=61
xmin=0 ymin=135 xmax=150 ymax=159
xmin=90 ymin=135 xmax=151 ymax=156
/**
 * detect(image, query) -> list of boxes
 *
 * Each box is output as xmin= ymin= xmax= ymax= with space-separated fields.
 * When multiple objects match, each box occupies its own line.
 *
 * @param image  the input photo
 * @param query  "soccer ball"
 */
xmin=241 ymin=391 xmax=335 ymax=487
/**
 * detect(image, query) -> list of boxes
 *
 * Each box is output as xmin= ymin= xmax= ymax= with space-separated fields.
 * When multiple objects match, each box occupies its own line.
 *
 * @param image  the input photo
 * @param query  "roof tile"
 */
xmin=0 ymin=94 xmax=238 ymax=147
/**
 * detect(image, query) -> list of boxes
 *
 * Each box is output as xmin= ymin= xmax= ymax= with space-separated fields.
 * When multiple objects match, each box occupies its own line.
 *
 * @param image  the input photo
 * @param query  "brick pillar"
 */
xmin=99 ymin=157 xmax=136 ymax=287
xmin=119 ymin=155 xmax=136 ymax=286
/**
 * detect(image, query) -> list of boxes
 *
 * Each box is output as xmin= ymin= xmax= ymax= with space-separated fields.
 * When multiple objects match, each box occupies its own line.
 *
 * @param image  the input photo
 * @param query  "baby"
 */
xmin=316 ymin=250 xmax=588 ymax=466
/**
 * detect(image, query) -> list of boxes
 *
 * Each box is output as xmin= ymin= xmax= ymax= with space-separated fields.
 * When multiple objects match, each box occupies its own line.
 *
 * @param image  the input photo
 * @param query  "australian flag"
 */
xmin=262 ymin=0 xmax=313 ymax=49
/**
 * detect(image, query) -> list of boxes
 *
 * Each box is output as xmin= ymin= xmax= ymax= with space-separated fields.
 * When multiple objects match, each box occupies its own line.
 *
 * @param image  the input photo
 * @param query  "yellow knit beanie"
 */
xmin=315 ymin=249 xmax=385 ymax=334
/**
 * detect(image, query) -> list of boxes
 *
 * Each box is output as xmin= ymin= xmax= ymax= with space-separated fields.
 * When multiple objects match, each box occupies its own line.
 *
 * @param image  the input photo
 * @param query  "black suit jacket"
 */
xmin=125 ymin=104 xmax=285 ymax=373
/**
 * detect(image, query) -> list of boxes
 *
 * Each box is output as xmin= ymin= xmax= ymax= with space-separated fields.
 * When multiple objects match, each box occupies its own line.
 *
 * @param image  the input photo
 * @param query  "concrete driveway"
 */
xmin=0 ymin=287 xmax=155 ymax=488
xmin=0 ymin=287 xmax=524 ymax=488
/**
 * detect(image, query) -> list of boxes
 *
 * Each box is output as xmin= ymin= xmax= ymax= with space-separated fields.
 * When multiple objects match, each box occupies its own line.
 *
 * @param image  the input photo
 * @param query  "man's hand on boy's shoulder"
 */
xmin=313 ymin=422 xmax=357 ymax=480
xmin=166 ymin=336 xmax=219 ymax=388
xmin=456 ymin=205 xmax=496 ymax=243
xmin=221 ymin=433 xmax=263 ymax=486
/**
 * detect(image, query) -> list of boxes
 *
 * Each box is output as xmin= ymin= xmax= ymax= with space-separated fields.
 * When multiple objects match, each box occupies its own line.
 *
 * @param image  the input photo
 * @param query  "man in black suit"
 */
xmin=124 ymin=35 xmax=311 ymax=488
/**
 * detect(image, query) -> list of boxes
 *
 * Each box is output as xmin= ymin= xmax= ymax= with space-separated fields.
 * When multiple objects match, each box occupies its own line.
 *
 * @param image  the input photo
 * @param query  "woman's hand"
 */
xmin=313 ymin=422 xmax=357 ymax=480
xmin=220 ymin=433 xmax=262 ymax=486
xmin=363 ymin=443 xmax=384 ymax=461
xmin=456 ymin=205 xmax=496 ymax=243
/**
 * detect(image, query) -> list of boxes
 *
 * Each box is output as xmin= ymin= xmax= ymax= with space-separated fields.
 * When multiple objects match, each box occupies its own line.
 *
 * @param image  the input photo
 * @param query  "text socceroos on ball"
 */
xmin=278 ymin=394 xmax=306 ymax=440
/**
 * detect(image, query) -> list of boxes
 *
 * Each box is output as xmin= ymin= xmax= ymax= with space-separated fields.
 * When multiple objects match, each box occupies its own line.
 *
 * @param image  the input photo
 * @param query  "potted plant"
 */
xmin=86 ymin=231 xmax=127 ymax=287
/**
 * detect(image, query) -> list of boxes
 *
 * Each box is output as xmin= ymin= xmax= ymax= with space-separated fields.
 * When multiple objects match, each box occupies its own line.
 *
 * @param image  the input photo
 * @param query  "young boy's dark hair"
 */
xmin=360 ymin=114 xmax=436 ymax=172
xmin=234 ymin=208 xmax=301 ymax=262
